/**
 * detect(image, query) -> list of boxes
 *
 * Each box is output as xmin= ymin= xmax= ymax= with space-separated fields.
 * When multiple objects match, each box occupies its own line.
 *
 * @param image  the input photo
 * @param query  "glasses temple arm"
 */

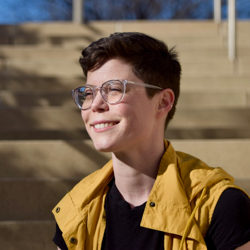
xmin=126 ymin=81 xmax=163 ymax=90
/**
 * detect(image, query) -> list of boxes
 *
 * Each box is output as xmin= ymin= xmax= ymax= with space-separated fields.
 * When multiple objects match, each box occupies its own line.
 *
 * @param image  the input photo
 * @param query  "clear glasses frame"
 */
xmin=71 ymin=79 xmax=163 ymax=110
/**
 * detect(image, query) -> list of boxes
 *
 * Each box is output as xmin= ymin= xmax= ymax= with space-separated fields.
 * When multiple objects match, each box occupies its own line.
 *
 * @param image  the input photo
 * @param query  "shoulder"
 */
xmin=176 ymin=151 xmax=214 ymax=182
xmin=211 ymin=188 xmax=250 ymax=223
xmin=52 ymin=160 xmax=113 ymax=213
xmin=174 ymin=151 xmax=247 ymax=237
xmin=205 ymin=188 xmax=250 ymax=249
xmin=52 ymin=160 xmax=114 ymax=244
xmin=175 ymin=151 xmax=235 ymax=200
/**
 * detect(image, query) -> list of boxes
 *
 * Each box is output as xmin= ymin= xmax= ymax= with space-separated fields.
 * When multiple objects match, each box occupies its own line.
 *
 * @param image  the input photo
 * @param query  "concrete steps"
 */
xmin=0 ymin=20 xmax=249 ymax=250
xmin=0 ymin=76 xmax=83 ymax=91
xmin=0 ymin=221 xmax=56 ymax=250
xmin=3 ymin=107 xmax=250 ymax=131
xmin=0 ymin=139 xmax=249 ymax=221
xmin=0 ymin=75 xmax=249 ymax=91
xmin=0 ymin=140 xmax=109 ymax=179
xmin=0 ymin=140 xmax=249 ymax=231
xmin=171 ymin=139 xmax=250 ymax=195
xmin=1 ymin=20 xmax=249 ymax=48
xmin=0 ymin=21 xmax=221 ymax=45
xmin=181 ymin=75 xmax=250 ymax=90
xmin=0 ymin=46 xmax=233 ymax=61
xmin=1 ymin=178 xmax=80 ymax=221
xmin=0 ymin=139 xmax=249 ymax=180
xmin=1 ymin=86 xmax=249 ymax=108
xmin=0 ymin=139 xmax=109 ymax=249
xmin=0 ymin=107 xmax=250 ymax=139
xmin=0 ymin=55 xmax=242 ymax=78
xmin=1 ymin=139 xmax=249 ymax=249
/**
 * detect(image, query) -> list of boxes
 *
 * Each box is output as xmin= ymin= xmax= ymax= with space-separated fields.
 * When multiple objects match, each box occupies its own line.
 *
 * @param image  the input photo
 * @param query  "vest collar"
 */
xmin=140 ymin=140 xmax=206 ymax=245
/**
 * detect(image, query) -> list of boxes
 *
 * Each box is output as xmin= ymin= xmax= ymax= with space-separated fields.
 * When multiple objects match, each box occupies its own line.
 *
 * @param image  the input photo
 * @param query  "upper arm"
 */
xmin=235 ymin=241 xmax=250 ymax=250
xmin=53 ymin=223 xmax=68 ymax=250
xmin=205 ymin=188 xmax=250 ymax=249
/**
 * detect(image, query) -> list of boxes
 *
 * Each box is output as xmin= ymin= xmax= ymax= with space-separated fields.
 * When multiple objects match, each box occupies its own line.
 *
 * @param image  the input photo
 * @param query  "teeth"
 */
xmin=94 ymin=122 xmax=116 ymax=129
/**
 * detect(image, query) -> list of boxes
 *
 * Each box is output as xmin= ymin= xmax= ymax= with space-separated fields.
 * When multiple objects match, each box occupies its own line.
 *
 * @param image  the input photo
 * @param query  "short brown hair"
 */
xmin=79 ymin=32 xmax=181 ymax=129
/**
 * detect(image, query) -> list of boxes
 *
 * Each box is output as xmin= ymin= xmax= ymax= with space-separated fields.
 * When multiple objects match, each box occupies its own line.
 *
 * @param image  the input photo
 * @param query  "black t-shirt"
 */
xmin=205 ymin=188 xmax=250 ymax=249
xmin=101 ymin=180 xmax=164 ymax=250
xmin=53 ymin=183 xmax=250 ymax=250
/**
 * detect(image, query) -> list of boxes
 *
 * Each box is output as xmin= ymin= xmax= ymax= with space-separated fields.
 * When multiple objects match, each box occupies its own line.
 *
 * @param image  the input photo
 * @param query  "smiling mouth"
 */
xmin=93 ymin=122 xmax=118 ymax=129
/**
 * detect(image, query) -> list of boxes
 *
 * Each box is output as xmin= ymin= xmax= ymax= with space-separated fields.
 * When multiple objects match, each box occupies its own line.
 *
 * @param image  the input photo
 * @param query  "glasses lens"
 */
xmin=102 ymin=80 xmax=124 ymax=104
xmin=75 ymin=87 xmax=93 ymax=109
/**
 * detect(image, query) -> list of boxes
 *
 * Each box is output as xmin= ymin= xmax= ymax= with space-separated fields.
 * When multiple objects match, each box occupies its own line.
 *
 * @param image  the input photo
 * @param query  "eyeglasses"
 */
xmin=71 ymin=79 xmax=163 ymax=110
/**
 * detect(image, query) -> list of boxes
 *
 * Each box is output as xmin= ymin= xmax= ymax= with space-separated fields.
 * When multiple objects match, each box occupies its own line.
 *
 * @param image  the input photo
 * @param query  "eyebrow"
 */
xmin=84 ymin=84 xmax=95 ymax=88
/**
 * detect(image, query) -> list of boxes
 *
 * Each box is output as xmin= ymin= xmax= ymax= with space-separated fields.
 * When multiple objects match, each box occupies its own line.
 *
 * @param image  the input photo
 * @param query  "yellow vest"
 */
xmin=52 ymin=141 xmax=246 ymax=250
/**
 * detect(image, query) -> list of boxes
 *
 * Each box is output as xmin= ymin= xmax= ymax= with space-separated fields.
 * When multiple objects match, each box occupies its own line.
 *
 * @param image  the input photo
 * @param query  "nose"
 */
xmin=91 ymin=88 xmax=109 ymax=112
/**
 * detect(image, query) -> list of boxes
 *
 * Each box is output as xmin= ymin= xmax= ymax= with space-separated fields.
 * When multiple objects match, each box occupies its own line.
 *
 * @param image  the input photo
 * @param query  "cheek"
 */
xmin=121 ymin=106 xmax=144 ymax=129
xmin=81 ymin=110 xmax=89 ymax=126
xmin=81 ymin=111 xmax=85 ymax=122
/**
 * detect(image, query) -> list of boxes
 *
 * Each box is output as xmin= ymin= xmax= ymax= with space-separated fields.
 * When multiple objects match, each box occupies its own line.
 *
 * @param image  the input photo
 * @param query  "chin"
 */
xmin=92 ymin=140 xmax=114 ymax=153
xmin=94 ymin=146 xmax=112 ymax=153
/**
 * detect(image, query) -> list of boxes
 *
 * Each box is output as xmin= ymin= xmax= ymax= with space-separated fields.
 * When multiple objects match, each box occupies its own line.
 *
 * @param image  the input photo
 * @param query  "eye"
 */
xmin=110 ymin=86 xmax=122 ymax=92
xmin=85 ymin=90 xmax=93 ymax=95
xmin=79 ymin=87 xmax=93 ymax=100
xmin=105 ymin=82 xmax=123 ymax=93
xmin=84 ymin=89 xmax=93 ymax=97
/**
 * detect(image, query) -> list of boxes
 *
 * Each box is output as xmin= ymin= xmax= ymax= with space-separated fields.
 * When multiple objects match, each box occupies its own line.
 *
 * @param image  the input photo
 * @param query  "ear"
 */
xmin=157 ymin=88 xmax=175 ymax=117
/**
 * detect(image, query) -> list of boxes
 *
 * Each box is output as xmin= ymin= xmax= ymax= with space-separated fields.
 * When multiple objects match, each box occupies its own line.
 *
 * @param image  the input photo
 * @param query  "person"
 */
xmin=52 ymin=32 xmax=250 ymax=250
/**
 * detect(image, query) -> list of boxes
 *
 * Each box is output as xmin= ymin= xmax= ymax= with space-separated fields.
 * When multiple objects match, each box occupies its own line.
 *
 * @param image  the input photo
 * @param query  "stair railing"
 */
xmin=214 ymin=0 xmax=236 ymax=61
xmin=73 ymin=0 xmax=84 ymax=23
xmin=72 ymin=0 xmax=236 ymax=62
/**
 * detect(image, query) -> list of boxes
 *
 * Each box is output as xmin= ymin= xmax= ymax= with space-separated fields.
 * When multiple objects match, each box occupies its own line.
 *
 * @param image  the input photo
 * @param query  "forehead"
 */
xmin=86 ymin=59 xmax=138 ymax=85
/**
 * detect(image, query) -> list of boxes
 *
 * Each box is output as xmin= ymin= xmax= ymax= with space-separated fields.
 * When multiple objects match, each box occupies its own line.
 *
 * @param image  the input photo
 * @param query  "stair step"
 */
xmin=166 ymin=128 xmax=250 ymax=140
xmin=0 ymin=20 xmax=249 ymax=250
xmin=0 ymin=107 xmax=84 ymax=130
xmin=0 ymin=127 xmax=249 ymax=140
xmin=1 ymin=176 xmax=249 ymax=221
xmin=113 ymin=20 xmax=220 ymax=35
xmin=0 ymin=21 xmax=224 ymax=47
xmin=0 ymin=47 xmax=233 ymax=62
xmin=0 ymin=90 xmax=75 ymax=108
xmin=0 ymin=179 xmax=79 ymax=220
xmin=0 ymin=130 xmax=90 ymax=140
xmin=0 ymin=139 xmax=249 ymax=221
xmin=181 ymin=76 xmax=250 ymax=90
xmin=0 ymin=76 xmax=84 ymax=91
xmin=0 ymin=89 xmax=249 ymax=108
xmin=0 ymin=139 xmax=249 ymax=179
xmin=0 ymin=61 xmax=82 ymax=78
xmin=171 ymin=139 xmax=250 ymax=180
xmin=0 ymin=108 xmax=250 ymax=139
xmin=0 ymin=46 xmax=81 ymax=60
xmin=64 ymin=36 xmax=226 ymax=49
xmin=0 ymin=107 xmax=249 ymax=129
xmin=181 ymin=61 xmax=234 ymax=76
xmin=0 ymin=221 xmax=56 ymax=250
xmin=240 ymin=61 xmax=250 ymax=75
xmin=171 ymin=108 xmax=250 ymax=129
xmin=177 ymin=89 xmax=250 ymax=108
xmin=0 ymin=60 xmax=239 ymax=78
xmin=0 ymin=75 xmax=248 ymax=91
xmin=0 ymin=140 xmax=109 ymax=178
xmin=0 ymin=22 xmax=104 ymax=45
xmin=0 ymin=43 xmax=233 ymax=60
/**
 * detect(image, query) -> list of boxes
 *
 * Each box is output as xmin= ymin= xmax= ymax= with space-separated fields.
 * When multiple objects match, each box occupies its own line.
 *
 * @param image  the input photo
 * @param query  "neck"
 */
xmin=111 ymin=139 xmax=165 ymax=208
